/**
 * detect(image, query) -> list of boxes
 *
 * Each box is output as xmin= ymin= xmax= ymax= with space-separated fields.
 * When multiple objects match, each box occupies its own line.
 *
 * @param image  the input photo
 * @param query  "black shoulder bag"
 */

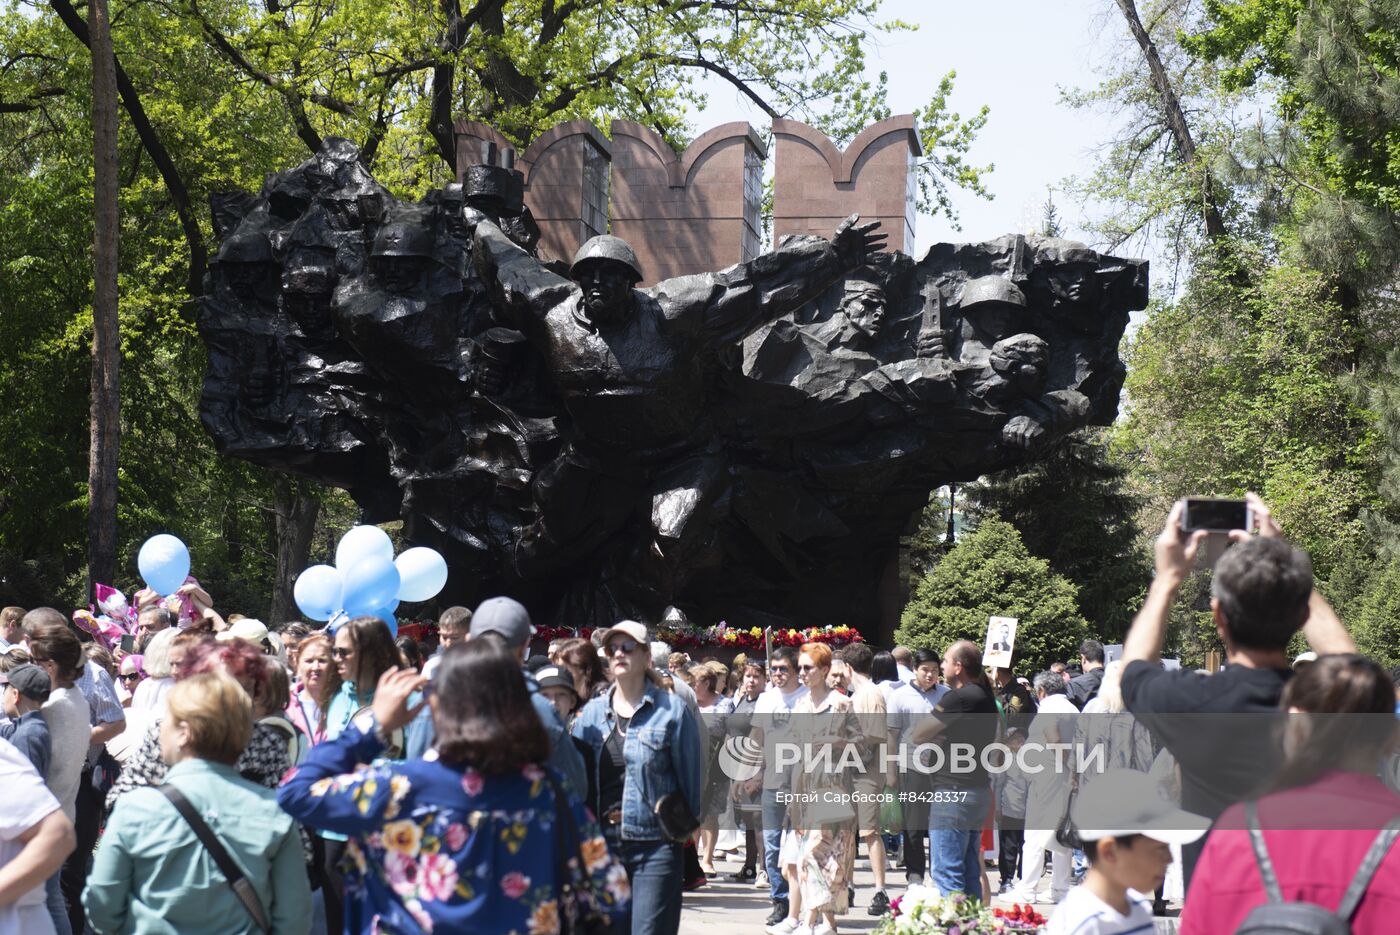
xmin=159 ymin=784 xmax=272 ymax=934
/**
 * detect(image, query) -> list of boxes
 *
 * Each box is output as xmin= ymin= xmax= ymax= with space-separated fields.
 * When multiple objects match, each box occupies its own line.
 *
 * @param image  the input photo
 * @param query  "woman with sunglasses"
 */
xmin=319 ymin=617 xmax=402 ymax=934
xmin=572 ymin=620 xmax=703 ymax=935
xmin=769 ymin=643 xmax=861 ymax=935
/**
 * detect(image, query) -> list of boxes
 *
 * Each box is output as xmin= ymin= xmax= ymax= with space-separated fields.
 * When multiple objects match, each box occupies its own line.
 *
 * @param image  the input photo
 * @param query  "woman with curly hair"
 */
xmin=104 ymin=637 xmax=293 ymax=811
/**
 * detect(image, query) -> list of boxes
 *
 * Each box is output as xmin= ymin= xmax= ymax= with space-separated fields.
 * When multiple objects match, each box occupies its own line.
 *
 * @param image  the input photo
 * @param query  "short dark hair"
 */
xmin=840 ymin=642 xmax=874 ymax=676
xmin=438 ymin=606 xmax=472 ymax=634
xmin=434 ymin=640 xmax=550 ymax=772
xmin=1084 ymin=834 xmax=1143 ymax=864
xmin=870 ymin=651 xmax=898 ymax=684
xmin=770 ymin=646 xmax=798 ymax=668
xmin=1079 ymin=639 xmax=1104 ymax=664
xmin=913 ymin=648 xmax=941 ymax=668
xmin=1211 ymin=538 xmax=1313 ymax=651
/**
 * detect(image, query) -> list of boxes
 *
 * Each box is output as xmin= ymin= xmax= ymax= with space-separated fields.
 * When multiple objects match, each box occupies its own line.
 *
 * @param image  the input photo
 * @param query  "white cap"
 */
xmin=1071 ymin=770 xmax=1210 ymax=846
xmin=217 ymin=618 xmax=269 ymax=646
xmin=1292 ymin=651 xmax=1319 ymax=669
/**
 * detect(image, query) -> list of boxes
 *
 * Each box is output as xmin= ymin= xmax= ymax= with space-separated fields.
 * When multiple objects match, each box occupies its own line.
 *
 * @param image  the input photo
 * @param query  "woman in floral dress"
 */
xmin=280 ymin=639 xmax=629 ymax=934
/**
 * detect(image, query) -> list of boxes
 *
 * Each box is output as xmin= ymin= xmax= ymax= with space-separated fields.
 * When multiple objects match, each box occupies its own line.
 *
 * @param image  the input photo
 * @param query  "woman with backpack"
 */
xmin=1180 ymin=654 xmax=1400 ymax=934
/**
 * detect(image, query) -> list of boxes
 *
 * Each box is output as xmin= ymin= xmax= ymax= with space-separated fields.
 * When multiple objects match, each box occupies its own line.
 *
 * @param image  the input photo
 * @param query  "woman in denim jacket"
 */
xmin=572 ymin=620 xmax=704 ymax=935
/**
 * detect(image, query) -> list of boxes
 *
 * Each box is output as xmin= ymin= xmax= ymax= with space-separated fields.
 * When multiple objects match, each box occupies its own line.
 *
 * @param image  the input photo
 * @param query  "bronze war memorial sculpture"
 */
xmin=199 ymin=138 xmax=1148 ymax=635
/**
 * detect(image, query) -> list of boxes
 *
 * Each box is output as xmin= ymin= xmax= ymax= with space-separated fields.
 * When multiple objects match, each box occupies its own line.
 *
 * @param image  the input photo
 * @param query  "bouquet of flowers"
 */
xmin=872 ymin=886 xmax=1045 ymax=935
xmin=992 ymin=903 xmax=1047 ymax=931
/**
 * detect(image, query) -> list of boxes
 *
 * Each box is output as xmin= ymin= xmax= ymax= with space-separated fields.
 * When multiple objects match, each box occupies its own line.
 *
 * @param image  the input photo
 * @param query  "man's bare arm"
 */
xmin=0 ymin=809 xmax=74 ymax=908
xmin=1122 ymin=500 xmax=1205 ymax=666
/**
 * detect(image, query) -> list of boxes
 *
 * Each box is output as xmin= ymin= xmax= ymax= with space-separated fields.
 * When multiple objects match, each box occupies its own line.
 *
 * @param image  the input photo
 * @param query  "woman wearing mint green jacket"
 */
xmin=83 ymin=672 xmax=311 ymax=934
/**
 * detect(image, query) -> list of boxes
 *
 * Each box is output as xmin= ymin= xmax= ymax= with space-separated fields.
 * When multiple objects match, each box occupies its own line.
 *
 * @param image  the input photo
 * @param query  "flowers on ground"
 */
xmin=873 ymin=886 xmax=1043 ymax=934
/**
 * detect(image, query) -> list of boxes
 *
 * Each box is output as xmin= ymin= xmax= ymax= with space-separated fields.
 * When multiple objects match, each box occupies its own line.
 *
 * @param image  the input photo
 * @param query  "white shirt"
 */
xmin=896 ymin=663 xmax=916 ymax=683
xmin=421 ymin=652 xmax=442 ymax=681
xmin=885 ymin=681 xmax=950 ymax=738
xmin=1045 ymin=885 xmax=1154 ymax=935
xmin=130 ymin=675 xmax=174 ymax=714
xmin=753 ymin=685 xmax=809 ymax=790
xmin=0 ymin=736 xmax=62 ymax=935
xmin=41 ymin=685 xmax=91 ymax=823
xmin=1025 ymin=693 xmax=1080 ymax=826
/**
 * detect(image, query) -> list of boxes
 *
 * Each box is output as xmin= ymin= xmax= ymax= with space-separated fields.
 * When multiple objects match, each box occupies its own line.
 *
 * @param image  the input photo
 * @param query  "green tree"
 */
xmin=896 ymin=517 xmax=1088 ymax=675
xmin=1110 ymin=241 xmax=1380 ymax=581
xmin=967 ymin=431 xmax=1149 ymax=642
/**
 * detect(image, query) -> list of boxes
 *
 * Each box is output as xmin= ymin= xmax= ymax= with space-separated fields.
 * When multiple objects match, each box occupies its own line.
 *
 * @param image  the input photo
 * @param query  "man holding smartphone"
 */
xmin=1118 ymin=492 xmax=1355 ymax=887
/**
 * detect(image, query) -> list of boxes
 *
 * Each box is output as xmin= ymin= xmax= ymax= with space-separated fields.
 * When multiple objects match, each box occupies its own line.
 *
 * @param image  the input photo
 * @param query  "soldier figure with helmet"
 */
xmin=470 ymin=214 xmax=886 ymax=614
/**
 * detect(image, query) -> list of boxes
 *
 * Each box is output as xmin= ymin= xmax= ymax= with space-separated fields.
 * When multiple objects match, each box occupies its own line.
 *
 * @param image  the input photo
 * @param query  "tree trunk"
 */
xmin=1114 ymin=0 xmax=1229 ymax=240
xmin=269 ymin=477 xmax=320 ymax=624
xmin=86 ymin=0 xmax=120 ymax=596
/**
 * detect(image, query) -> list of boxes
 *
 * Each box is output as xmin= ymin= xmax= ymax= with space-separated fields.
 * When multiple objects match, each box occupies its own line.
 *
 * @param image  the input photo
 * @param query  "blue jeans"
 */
xmin=607 ymin=834 xmax=683 ymax=935
xmin=761 ymin=788 xmax=788 ymax=901
xmin=928 ymin=784 xmax=991 ymax=899
xmin=44 ymin=871 xmax=72 ymax=935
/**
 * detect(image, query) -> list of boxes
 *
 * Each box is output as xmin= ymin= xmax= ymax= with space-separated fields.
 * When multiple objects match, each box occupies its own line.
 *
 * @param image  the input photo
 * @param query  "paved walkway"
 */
xmin=678 ymin=848 xmax=1182 ymax=934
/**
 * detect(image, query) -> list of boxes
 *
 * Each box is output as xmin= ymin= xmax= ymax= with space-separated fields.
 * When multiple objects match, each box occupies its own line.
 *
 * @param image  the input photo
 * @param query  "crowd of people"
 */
xmin=2 ymin=491 xmax=1400 ymax=934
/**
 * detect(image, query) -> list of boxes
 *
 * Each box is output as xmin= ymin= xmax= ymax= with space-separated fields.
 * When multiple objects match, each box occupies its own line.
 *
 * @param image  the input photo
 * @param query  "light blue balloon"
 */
xmin=341 ymin=556 xmax=400 ymax=618
xmin=293 ymin=565 xmax=343 ymax=622
xmin=335 ymin=525 xmax=394 ymax=572
xmin=394 ymin=547 xmax=448 ymax=602
xmin=369 ymin=600 xmax=399 ymax=637
xmin=137 ymin=534 xmax=190 ymax=596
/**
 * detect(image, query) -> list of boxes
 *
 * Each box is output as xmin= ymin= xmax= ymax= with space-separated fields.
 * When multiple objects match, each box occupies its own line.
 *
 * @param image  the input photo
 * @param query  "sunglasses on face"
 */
xmin=770 ymin=666 xmax=791 ymax=675
xmin=331 ymin=647 xmax=354 ymax=659
xmin=606 ymin=640 xmax=639 ymax=657
xmin=120 ymin=672 xmax=141 ymax=683
xmin=798 ymin=664 xmax=820 ymax=673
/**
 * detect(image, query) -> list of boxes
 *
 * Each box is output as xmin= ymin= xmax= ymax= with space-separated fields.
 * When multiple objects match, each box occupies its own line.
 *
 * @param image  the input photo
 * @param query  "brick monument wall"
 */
xmin=771 ymin=115 xmax=921 ymax=254
xmin=608 ymin=121 xmax=766 ymax=286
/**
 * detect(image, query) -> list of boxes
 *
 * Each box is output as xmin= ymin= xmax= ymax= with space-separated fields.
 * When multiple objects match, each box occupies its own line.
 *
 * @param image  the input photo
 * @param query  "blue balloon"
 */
xmin=395 ymin=547 xmax=448 ymax=602
xmin=137 ymin=534 xmax=190 ymax=596
xmin=370 ymin=601 xmax=399 ymax=637
xmin=293 ymin=565 xmax=343 ymax=622
xmin=335 ymin=525 xmax=394 ymax=572
xmin=341 ymin=556 xmax=400 ymax=619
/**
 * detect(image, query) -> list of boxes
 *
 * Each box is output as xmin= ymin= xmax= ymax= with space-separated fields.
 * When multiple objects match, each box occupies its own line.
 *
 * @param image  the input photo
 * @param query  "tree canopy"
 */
xmin=896 ymin=517 xmax=1088 ymax=675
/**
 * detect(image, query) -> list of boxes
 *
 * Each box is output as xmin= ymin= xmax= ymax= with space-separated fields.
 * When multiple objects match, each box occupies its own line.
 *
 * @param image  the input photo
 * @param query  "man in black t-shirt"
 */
xmin=1119 ymin=493 xmax=1355 ymax=887
xmin=910 ymin=640 xmax=998 ymax=897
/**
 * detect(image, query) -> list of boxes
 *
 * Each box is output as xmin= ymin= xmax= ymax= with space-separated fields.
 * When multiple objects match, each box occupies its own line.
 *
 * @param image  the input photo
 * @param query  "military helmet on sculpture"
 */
xmin=570 ymin=235 xmax=643 ymax=284
xmin=371 ymin=220 xmax=436 ymax=258
xmin=217 ymin=230 xmax=274 ymax=265
xmin=959 ymin=275 xmax=1026 ymax=312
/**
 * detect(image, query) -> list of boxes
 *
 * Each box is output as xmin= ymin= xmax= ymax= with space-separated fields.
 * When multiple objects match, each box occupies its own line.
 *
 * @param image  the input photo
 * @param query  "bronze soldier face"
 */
xmin=842 ymin=282 xmax=887 ymax=339
xmin=574 ymin=260 xmax=635 ymax=328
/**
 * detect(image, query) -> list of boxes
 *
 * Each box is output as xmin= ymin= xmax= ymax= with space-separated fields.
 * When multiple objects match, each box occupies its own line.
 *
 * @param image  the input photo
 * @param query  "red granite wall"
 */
xmin=607 ymin=121 xmax=766 ymax=286
xmin=771 ymin=115 xmax=921 ymax=254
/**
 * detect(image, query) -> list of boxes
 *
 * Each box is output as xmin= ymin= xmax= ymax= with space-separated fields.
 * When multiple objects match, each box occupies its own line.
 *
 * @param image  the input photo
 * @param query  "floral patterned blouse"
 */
xmin=278 ymin=720 xmax=630 ymax=935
